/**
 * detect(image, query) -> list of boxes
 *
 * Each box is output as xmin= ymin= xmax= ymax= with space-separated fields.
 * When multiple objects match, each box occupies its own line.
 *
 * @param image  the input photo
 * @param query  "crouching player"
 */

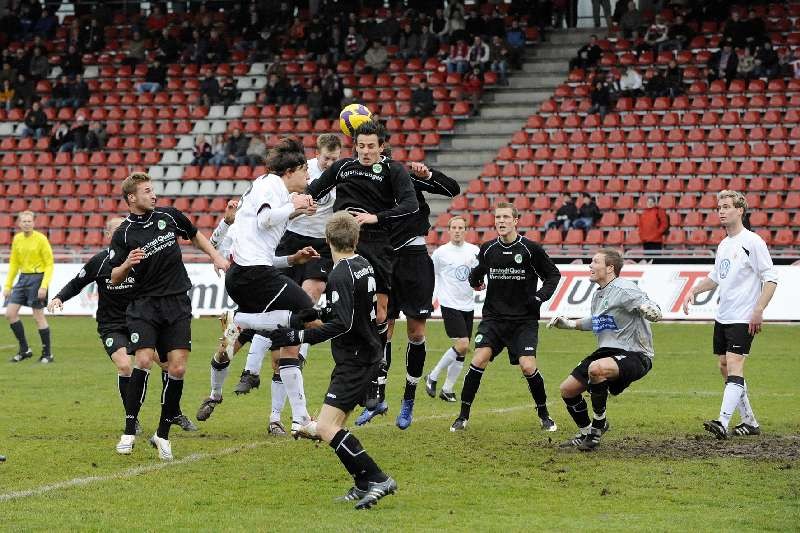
xmin=548 ymin=248 xmax=661 ymax=450
xmin=269 ymin=212 xmax=396 ymax=510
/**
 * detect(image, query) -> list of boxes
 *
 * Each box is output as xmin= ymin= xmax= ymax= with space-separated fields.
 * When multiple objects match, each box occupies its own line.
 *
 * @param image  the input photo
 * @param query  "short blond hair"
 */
xmin=17 ymin=210 xmax=35 ymax=220
xmin=494 ymin=202 xmax=519 ymax=218
xmin=317 ymin=133 xmax=342 ymax=152
xmin=121 ymin=172 xmax=151 ymax=203
xmin=717 ymin=190 xmax=747 ymax=211
xmin=448 ymin=215 xmax=468 ymax=228
xmin=326 ymin=212 xmax=360 ymax=252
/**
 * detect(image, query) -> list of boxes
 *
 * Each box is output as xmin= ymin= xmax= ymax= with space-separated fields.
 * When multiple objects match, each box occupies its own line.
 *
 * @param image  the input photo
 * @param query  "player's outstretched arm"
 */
xmin=191 ymin=232 xmax=230 ymax=273
xmin=681 ymin=277 xmax=718 ymax=315
xmin=49 ymin=255 xmax=102 ymax=311
xmin=407 ymin=163 xmax=461 ymax=197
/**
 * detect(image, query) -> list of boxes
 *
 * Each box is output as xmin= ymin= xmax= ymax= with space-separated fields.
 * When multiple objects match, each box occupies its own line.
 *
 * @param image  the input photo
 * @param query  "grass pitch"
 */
xmin=1 ymin=318 xmax=798 ymax=531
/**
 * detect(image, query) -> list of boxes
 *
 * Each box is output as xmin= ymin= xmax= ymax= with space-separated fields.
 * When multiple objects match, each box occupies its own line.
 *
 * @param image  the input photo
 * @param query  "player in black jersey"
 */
xmin=356 ymin=161 xmax=460 ymax=429
xmin=109 ymin=172 xmax=229 ymax=460
xmin=306 ymin=121 xmax=418 ymax=384
xmin=450 ymin=202 xmax=561 ymax=432
xmin=269 ymin=212 xmax=396 ymax=510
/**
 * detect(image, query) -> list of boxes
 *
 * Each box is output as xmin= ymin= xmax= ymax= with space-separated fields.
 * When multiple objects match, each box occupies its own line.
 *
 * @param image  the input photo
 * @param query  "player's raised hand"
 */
xmin=408 ymin=161 xmax=431 ymax=178
xmin=748 ymin=307 xmax=764 ymax=335
xmin=47 ymin=298 xmax=63 ymax=313
xmin=638 ymin=301 xmax=662 ymax=322
xmin=547 ymin=316 xmax=577 ymax=329
xmin=291 ymin=246 xmax=320 ymax=265
xmin=353 ymin=212 xmax=378 ymax=225
xmin=223 ymin=199 xmax=239 ymax=224
xmin=125 ymin=248 xmax=145 ymax=267
xmin=681 ymin=292 xmax=695 ymax=315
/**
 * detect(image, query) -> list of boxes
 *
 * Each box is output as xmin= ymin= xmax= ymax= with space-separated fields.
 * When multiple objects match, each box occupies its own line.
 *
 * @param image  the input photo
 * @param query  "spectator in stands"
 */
xmin=50 ymin=75 xmax=71 ymax=108
xmin=721 ymin=10 xmax=750 ymax=50
xmin=28 ymin=47 xmax=49 ymax=81
xmin=48 ymin=121 xmax=70 ymax=152
xmin=445 ymin=1 xmax=468 ymax=42
xmin=13 ymin=48 xmax=30 ymax=78
xmin=85 ymin=120 xmax=108 ymax=152
xmin=643 ymin=15 xmax=669 ymax=53
xmin=431 ymin=8 xmax=448 ymax=42
xmin=192 ymin=134 xmax=213 ymax=166
xmin=463 ymin=66 xmax=484 ymax=116
xmin=61 ymin=44 xmax=83 ymax=77
xmin=489 ymin=35 xmax=510 ymax=85
xmin=737 ymin=48 xmax=756 ymax=80
xmin=638 ymin=196 xmax=669 ymax=251
xmin=246 ymin=134 xmax=268 ymax=167
xmin=122 ymin=31 xmax=147 ymax=67
xmin=410 ymin=79 xmax=435 ymax=117
xmin=286 ymin=77 xmax=307 ymax=105
xmin=321 ymin=68 xmax=344 ymax=117
xmin=68 ymin=115 xmax=89 ymax=152
xmin=306 ymin=26 xmax=328 ymax=60
xmin=22 ymin=101 xmax=47 ymax=138
xmin=79 ymin=17 xmax=106 ymax=53
xmin=264 ymin=73 xmax=288 ymax=105
xmin=743 ymin=9 xmax=767 ymax=49
xmin=307 ymin=84 xmax=324 ymax=122
xmin=200 ymin=70 xmax=220 ymax=106
xmin=778 ymin=47 xmax=800 ymax=78
xmin=206 ymin=29 xmax=229 ymax=64
xmin=446 ymin=39 xmax=469 ymax=74
xmin=644 ymin=68 xmax=667 ymax=98
xmin=155 ymin=27 xmax=180 ymax=64
xmin=220 ymin=77 xmax=239 ymax=106
xmin=660 ymin=14 xmax=693 ymax=52
xmin=569 ymin=34 xmax=602 ymax=71
xmin=214 ymin=128 xmax=250 ymax=167
xmin=754 ymin=41 xmax=779 ymax=79
xmin=146 ymin=5 xmax=168 ymax=36
xmin=12 ymin=73 xmax=35 ymax=109
xmin=588 ymin=77 xmax=612 ymax=118
xmin=552 ymin=0 xmax=569 ymax=29
xmin=620 ymin=1 xmax=643 ymax=39
xmin=708 ymin=40 xmax=738 ymax=84
xmin=137 ymin=59 xmax=166 ymax=94
xmin=0 ymin=62 xmax=16 ymax=87
xmin=187 ymin=29 xmax=209 ymax=65
xmin=572 ymin=193 xmax=601 ymax=232
xmin=419 ymin=25 xmax=440 ymax=61
xmin=468 ymin=36 xmax=490 ymax=72
xmin=363 ymin=40 xmax=389 ymax=74
xmin=592 ymin=0 xmax=612 ymax=29
xmin=33 ymin=8 xmax=58 ymax=39
xmin=544 ymin=195 xmax=578 ymax=233
xmin=0 ymin=80 xmax=14 ymax=111
xmin=664 ymin=59 xmax=684 ymax=97
xmin=398 ymin=23 xmax=420 ymax=59
xmin=344 ymin=26 xmax=366 ymax=60
xmin=71 ymin=75 xmax=89 ymax=108
xmin=619 ymin=66 xmax=643 ymax=97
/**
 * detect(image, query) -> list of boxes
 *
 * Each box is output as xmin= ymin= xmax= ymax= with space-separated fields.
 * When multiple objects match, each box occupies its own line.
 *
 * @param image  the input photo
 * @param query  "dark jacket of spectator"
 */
xmin=24 ymin=105 xmax=48 ymax=130
xmin=12 ymin=74 xmax=35 ymax=108
xmin=709 ymin=45 xmax=738 ymax=82
xmin=570 ymin=38 xmax=602 ymax=70
xmin=220 ymin=78 xmax=239 ymax=106
xmin=80 ymin=18 xmax=106 ymax=53
xmin=61 ymin=46 xmax=83 ymax=76
xmin=411 ymin=82 xmax=435 ymax=117
xmin=722 ymin=12 xmax=750 ymax=49
xmin=200 ymin=74 xmax=220 ymax=104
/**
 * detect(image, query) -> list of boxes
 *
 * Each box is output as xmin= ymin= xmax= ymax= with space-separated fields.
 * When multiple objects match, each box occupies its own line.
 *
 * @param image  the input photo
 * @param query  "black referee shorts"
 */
xmin=713 ymin=321 xmax=754 ymax=356
xmin=7 ymin=273 xmax=46 ymax=309
xmin=474 ymin=317 xmax=539 ymax=364
xmin=356 ymin=228 xmax=393 ymax=294
xmin=324 ymin=360 xmax=382 ymax=413
xmin=441 ymin=306 xmax=475 ymax=339
xmin=126 ymin=294 xmax=192 ymax=361
xmin=387 ymin=251 xmax=434 ymax=320
xmin=98 ymin=324 xmax=132 ymax=358
xmin=275 ymin=230 xmax=333 ymax=283
xmin=225 ymin=263 xmax=313 ymax=314
xmin=570 ymin=347 xmax=652 ymax=396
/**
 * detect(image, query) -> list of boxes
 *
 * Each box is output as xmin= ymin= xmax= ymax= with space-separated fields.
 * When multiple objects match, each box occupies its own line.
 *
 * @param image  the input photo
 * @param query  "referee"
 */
xmin=4 ymin=210 xmax=54 ymax=364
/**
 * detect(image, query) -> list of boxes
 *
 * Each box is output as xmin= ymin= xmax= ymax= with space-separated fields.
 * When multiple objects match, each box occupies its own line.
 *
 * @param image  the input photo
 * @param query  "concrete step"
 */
xmin=454 ymin=118 xmax=522 ymax=136
xmin=521 ymin=57 xmax=571 ymax=73
xmin=430 ymin=150 xmax=497 ymax=166
xmin=447 ymin=135 xmax=511 ymax=150
xmin=427 ymin=164 xmax=480 ymax=182
xmin=531 ymin=45 xmax=582 ymax=60
xmin=487 ymin=89 xmax=553 ymax=105
xmin=478 ymin=103 xmax=537 ymax=120
xmin=547 ymin=28 xmax=598 ymax=46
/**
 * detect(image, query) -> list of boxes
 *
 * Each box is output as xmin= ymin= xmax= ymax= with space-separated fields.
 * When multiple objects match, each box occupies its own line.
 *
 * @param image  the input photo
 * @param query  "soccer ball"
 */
xmin=339 ymin=103 xmax=372 ymax=137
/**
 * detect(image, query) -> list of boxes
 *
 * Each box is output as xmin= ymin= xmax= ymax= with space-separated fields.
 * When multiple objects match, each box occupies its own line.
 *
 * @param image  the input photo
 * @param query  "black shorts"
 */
xmin=356 ymin=229 xmax=393 ymax=294
xmin=275 ymin=230 xmax=333 ymax=283
xmin=98 ymin=325 xmax=132 ymax=358
xmin=474 ymin=318 xmax=539 ymax=365
xmin=126 ymin=294 xmax=192 ymax=362
xmin=324 ymin=360 xmax=382 ymax=413
xmin=225 ymin=263 xmax=314 ymax=314
xmin=571 ymin=347 xmax=653 ymax=396
xmin=237 ymin=328 xmax=255 ymax=346
xmin=387 ymin=251 xmax=434 ymax=320
xmin=7 ymin=273 xmax=46 ymax=309
xmin=441 ymin=306 xmax=474 ymax=339
xmin=713 ymin=321 xmax=754 ymax=356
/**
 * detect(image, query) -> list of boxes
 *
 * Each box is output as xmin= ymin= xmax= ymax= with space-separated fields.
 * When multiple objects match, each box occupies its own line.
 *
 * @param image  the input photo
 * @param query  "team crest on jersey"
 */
xmin=109 ymin=249 xmax=115 ymax=259
xmin=719 ymin=258 xmax=731 ymax=279
xmin=130 ymin=332 xmax=140 ymax=343
xmin=78 ymin=268 xmax=86 ymax=278
xmin=105 ymin=337 xmax=113 ymax=347
xmin=455 ymin=265 xmax=470 ymax=281
xmin=372 ymin=163 xmax=382 ymax=173
xmin=158 ymin=220 xmax=167 ymax=230
xmin=475 ymin=334 xmax=484 ymax=343
xmin=330 ymin=291 xmax=339 ymax=304
xmin=514 ymin=254 xmax=522 ymax=264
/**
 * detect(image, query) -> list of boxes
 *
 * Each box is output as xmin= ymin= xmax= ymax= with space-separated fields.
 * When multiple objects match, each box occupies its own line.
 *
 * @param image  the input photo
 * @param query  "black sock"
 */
xmin=384 ymin=339 xmax=392 ymax=370
xmin=38 ymin=327 xmax=51 ymax=356
xmin=459 ymin=364 xmax=485 ymax=419
xmin=118 ymin=374 xmax=131 ymax=409
xmin=377 ymin=323 xmax=389 ymax=402
xmin=563 ymin=395 xmax=591 ymax=429
xmin=403 ymin=339 xmax=426 ymax=401
xmin=10 ymin=321 xmax=28 ymax=353
xmin=124 ymin=367 xmax=150 ymax=435
xmin=330 ymin=429 xmax=387 ymax=489
xmin=589 ymin=381 xmax=609 ymax=428
xmin=524 ymin=369 xmax=549 ymax=419
xmin=157 ymin=374 xmax=184 ymax=439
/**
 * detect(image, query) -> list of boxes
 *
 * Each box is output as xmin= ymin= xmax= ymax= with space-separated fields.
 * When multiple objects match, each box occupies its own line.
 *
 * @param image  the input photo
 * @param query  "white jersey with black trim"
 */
xmin=230 ymin=173 xmax=293 ymax=267
xmin=286 ymin=158 xmax=335 ymax=239
xmin=709 ymin=228 xmax=778 ymax=324
xmin=432 ymin=241 xmax=479 ymax=312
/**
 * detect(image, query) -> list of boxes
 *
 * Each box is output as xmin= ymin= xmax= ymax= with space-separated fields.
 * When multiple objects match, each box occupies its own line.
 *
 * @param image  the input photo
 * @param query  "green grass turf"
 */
xmin=1 ymin=317 xmax=798 ymax=531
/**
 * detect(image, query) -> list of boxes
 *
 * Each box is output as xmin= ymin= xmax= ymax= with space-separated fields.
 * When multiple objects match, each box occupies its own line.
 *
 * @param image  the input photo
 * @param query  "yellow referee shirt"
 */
xmin=4 ymin=231 xmax=54 ymax=291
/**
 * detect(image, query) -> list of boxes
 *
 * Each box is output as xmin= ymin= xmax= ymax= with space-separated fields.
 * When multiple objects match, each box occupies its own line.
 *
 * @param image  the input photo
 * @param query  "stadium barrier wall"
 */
xmin=2 ymin=263 xmax=799 ymax=321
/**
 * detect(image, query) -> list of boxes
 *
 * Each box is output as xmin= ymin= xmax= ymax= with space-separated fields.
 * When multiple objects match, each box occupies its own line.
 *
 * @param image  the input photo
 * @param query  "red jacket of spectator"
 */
xmin=638 ymin=206 xmax=669 ymax=243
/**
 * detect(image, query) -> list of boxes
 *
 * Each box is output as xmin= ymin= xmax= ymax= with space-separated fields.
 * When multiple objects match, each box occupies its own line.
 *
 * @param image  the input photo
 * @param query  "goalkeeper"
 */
xmin=547 ymin=248 xmax=661 ymax=451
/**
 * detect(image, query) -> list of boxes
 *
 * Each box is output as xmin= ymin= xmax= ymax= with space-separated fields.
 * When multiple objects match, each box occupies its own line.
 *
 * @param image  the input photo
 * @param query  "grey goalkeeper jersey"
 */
xmin=578 ymin=277 xmax=655 ymax=358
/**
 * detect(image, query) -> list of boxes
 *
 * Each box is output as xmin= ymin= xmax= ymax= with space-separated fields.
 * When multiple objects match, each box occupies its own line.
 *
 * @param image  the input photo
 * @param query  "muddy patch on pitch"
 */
xmin=597 ymin=434 xmax=800 ymax=460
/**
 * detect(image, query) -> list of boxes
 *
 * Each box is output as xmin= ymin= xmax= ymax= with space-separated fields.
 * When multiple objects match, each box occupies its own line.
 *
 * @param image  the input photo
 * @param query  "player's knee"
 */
xmin=316 ymin=419 xmax=338 ymax=443
xmin=471 ymin=351 xmax=490 ymax=368
xmin=168 ymin=362 xmax=186 ymax=378
xmin=587 ymin=361 xmax=607 ymax=381
xmin=454 ymin=338 xmax=469 ymax=355
xmin=117 ymin=361 xmax=132 ymax=376
xmin=559 ymin=380 xmax=573 ymax=398
xmin=519 ymin=357 xmax=537 ymax=375
xmin=407 ymin=331 xmax=425 ymax=344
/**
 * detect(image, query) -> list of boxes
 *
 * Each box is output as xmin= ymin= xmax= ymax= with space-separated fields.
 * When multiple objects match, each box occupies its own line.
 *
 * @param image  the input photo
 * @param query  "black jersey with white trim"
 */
xmin=301 ymin=254 xmax=382 ymax=365
xmin=54 ymin=249 xmax=135 ymax=328
xmin=109 ymin=207 xmax=198 ymax=298
xmin=390 ymin=169 xmax=460 ymax=251
xmin=306 ymin=155 xmax=419 ymax=234
xmin=468 ymin=235 xmax=561 ymax=320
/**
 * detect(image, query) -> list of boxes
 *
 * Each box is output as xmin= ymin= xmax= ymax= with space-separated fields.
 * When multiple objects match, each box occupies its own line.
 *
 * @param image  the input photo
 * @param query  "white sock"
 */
xmin=719 ymin=379 xmax=745 ymax=428
xmin=234 ymin=310 xmax=291 ymax=331
xmin=299 ymin=343 xmax=310 ymax=360
xmin=270 ymin=375 xmax=287 ymax=423
xmin=279 ymin=361 xmax=310 ymax=423
xmin=737 ymin=382 xmax=758 ymax=427
xmin=245 ymin=334 xmax=272 ymax=374
xmin=210 ymin=357 xmax=229 ymax=401
xmin=443 ymin=357 xmax=465 ymax=393
xmin=430 ymin=347 xmax=458 ymax=382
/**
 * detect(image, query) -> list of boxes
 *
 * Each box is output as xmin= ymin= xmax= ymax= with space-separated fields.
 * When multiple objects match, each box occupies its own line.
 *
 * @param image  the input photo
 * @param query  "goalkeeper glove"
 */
xmin=547 ymin=316 xmax=577 ymax=330
xmin=269 ymin=326 xmax=304 ymax=348
xmin=638 ymin=301 xmax=662 ymax=322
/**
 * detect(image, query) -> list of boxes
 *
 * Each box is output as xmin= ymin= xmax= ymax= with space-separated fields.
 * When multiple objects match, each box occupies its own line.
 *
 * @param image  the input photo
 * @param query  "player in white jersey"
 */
xmin=549 ymin=248 xmax=662 ymax=450
xmin=221 ymin=137 xmax=323 ymax=439
xmin=424 ymin=216 xmax=479 ymax=402
xmin=682 ymin=190 xmax=778 ymax=439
